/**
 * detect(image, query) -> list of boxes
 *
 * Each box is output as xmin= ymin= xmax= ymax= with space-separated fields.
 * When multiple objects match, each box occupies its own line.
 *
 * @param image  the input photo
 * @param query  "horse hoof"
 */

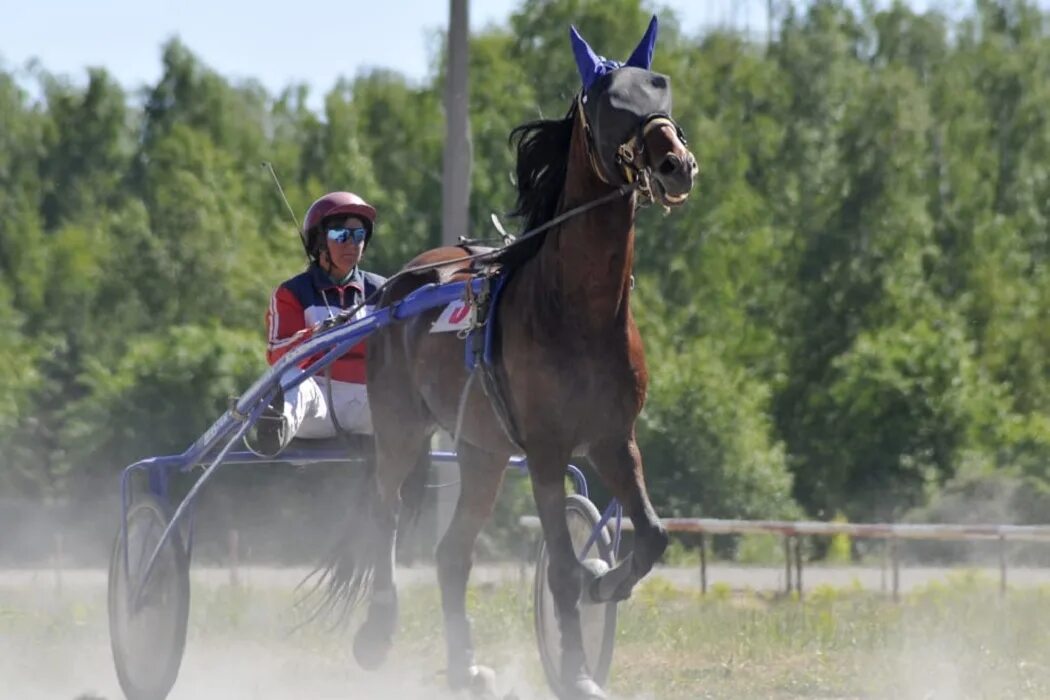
xmin=352 ymin=634 xmax=388 ymax=670
xmin=467 ymin=664 xmax=498 ymax=698
xmin=581 ymin=557 xmax=610 ymax=579
xmin=580 ymin=558 xmax=610 ymax=604
xmin=567 ymin=676 xmax=607 ymax=700
xmin=352 ymin=623 xmax=392 ymax=670
xmin=584 ymin=558 xmax=635 ymax=604
xmin=449 ymin=664 xmax=498 ymax=698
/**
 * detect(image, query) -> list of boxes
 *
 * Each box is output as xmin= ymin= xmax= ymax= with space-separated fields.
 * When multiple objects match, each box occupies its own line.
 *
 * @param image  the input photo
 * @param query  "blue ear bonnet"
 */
xmin=570 ymin=15 xmax=659 ymax=92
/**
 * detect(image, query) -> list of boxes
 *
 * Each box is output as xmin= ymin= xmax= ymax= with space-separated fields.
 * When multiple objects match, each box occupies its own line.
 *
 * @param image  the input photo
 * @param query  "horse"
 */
xmin=311 ymin=16 xmax=697 ymax=700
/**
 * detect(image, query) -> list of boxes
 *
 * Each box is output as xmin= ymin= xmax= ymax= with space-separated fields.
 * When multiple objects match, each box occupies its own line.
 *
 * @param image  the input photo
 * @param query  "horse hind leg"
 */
xmin=351 ymin=426 xmax=433 ymax=670
xmin=585 ymin=435 xmax=669 ymax=603
xmin=348 ymin=311 xmax=436 ymax=669
xmin=435 ymin=441 xmax=509 ymax=694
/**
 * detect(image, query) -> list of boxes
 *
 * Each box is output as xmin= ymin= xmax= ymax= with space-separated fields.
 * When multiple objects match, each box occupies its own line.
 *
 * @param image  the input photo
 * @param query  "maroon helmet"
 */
xmin=301 ymin=191 xmax=377 ymax=258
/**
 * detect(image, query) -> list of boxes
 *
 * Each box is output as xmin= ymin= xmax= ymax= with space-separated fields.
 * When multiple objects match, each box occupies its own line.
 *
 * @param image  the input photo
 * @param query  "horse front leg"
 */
xmin=529 ymin=447 xmax=607 ymax=700
xmin=435 ymin=442 xmax=508 ymax=696
xmin=585 ymin=435 xmax=669 ymax=603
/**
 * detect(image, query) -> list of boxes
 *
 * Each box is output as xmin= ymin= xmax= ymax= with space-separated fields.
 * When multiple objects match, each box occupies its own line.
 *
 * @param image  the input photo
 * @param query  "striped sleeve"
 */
xmin=265 ymin=285 xmax=314 ymax=366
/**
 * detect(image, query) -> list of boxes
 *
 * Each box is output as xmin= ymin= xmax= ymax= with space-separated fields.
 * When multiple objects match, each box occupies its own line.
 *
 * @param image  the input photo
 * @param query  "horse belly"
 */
xmin=410 ymin=322 xmax=520 ymax=454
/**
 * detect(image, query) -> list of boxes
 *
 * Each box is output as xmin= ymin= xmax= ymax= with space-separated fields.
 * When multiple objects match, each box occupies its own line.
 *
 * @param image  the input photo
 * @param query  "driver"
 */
xmin=245 ymin=191 xmax=386 ymax=457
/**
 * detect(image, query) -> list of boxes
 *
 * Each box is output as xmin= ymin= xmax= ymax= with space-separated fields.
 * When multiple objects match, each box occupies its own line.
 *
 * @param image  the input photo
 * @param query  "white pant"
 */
xmin=281 ymin=369 xmax=373 ymax=438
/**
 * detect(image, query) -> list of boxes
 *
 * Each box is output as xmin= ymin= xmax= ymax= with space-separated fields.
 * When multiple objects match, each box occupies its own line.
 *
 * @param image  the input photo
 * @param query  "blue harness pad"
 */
xmin=464 ymin=271 xmax=509 ymax=372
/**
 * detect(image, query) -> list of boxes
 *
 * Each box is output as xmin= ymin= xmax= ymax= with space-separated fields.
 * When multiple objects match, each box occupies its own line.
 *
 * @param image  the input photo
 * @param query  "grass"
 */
xmin=611 ymin=572 xmax=1050 ymax=699
xmin=3 ymin=569 xmax=1050 ymax=699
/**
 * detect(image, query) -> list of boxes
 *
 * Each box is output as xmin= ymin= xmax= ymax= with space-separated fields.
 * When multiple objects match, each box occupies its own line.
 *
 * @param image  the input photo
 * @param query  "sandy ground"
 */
xmin=3 ymin=564 xmax=564 ymax=700
xmin=4 ymin=562 xmax=1050 ymax=700
xmin=2 ymin=566 xmax=543 ymax=700
xmin=3 ymin=634 xmax=514 ymax=700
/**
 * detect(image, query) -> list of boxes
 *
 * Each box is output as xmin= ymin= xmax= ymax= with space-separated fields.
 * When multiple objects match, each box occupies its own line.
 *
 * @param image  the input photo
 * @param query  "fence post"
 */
xmin=793 ymin=535 xmax=803 ymax=598
xmin=228 ymin=528 xmax=240 ymax=588
xmin=999 ymin=535 xmax=1007 ymax=598
xmin=519 ymin=533 xmax=535 ymax=618
xmin=519 ymin=533 xmax=528 ymax=594
xmin=783 ymin=534 xmax=792 ymax=594
xmin=880 ymin=539 xmax=888 ymax=593
xmin=698 ymin=533 xmax=707 ymax=595
xmin=53 ymin=532 xmax=64 ymax=596
xmin=891 ymin=537 xmax=900 ymax=602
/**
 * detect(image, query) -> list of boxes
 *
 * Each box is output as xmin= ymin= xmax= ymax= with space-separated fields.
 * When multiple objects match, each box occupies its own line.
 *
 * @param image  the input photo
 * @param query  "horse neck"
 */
xmin=535 ymin=111 xmax=637 ymax=330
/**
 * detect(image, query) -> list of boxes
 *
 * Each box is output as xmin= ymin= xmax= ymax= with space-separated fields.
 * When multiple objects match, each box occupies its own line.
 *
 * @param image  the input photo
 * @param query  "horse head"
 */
xmin=571 ymin=16 xmax=698 ymax=206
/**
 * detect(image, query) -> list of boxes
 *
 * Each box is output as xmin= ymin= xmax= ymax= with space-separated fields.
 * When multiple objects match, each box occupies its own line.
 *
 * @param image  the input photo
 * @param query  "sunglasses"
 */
xmin=326 ymin=226 xmax=367 ymax=244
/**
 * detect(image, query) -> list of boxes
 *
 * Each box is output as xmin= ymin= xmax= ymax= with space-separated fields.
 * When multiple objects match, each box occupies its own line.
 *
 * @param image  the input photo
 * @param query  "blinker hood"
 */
xmin=581 ymin=66 xmax=674 ymax=183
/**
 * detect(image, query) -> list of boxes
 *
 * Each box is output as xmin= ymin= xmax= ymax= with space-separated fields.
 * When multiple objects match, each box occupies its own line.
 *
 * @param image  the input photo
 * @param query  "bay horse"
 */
xmin=310 ymin=16 xmax=697 ymax=700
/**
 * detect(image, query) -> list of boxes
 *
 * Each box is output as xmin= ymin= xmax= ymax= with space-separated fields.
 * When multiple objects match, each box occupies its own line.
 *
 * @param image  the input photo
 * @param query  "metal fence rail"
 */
xmin=520 ymin=515 xmax=1050 ymax=599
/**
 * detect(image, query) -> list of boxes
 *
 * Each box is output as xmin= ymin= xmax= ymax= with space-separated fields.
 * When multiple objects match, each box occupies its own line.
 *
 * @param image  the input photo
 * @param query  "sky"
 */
xmin=0 ymin=0 xmax=988 ymax=110
xmin=0 ymin=0 xmax=777 ymax=107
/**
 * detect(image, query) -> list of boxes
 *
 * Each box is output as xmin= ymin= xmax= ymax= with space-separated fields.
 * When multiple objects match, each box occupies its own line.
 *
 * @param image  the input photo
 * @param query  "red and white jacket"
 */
xmin=265 ymin=265 xmax=386 ymax=384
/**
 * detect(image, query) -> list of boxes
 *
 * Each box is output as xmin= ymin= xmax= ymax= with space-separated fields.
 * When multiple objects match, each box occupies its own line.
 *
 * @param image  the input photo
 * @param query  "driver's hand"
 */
xmin=315 ymin=314 xmax=345 ymax=332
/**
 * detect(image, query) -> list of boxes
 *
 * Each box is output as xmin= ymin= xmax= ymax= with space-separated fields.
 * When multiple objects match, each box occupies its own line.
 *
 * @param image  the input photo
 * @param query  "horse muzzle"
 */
xmin=640 ymin=117 xmax=697 ymax=206
xmin=651 ymin=149 xmax=698 ymax=206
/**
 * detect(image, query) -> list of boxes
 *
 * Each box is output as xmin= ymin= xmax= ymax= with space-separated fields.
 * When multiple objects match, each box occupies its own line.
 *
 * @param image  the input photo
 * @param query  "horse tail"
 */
xmin=296 ymin=463 xmax=381 ymax=629
xmin=398 ymin=448 xmax=431 ymax=534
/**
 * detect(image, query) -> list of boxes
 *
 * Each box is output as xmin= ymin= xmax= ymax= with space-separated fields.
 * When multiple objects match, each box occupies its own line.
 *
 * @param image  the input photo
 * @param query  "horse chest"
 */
xmin=552 ymin=346 xmax=645 ymax=419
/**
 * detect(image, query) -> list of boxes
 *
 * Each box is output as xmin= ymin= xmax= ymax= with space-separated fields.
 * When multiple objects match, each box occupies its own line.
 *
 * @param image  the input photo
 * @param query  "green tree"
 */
xmin=37 ymin=68 xmax=132 ymax=230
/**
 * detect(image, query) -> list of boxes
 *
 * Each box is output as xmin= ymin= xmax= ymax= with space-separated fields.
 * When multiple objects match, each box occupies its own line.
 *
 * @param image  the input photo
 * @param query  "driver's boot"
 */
xmin=244 ymin=389 xmax=292 ymax=458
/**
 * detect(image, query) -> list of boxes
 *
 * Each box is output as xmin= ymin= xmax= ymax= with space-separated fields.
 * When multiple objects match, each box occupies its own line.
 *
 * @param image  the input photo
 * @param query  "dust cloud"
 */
xmin=0 ymin=574 xmax=549 ymax=700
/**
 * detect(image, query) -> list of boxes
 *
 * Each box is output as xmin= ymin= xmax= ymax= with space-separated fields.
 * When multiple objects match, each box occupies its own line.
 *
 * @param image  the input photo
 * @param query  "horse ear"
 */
xmin=625 ymin=15 xmax=659 ymax=70
xmin=569 ymin=24 xmax=601 ymax=90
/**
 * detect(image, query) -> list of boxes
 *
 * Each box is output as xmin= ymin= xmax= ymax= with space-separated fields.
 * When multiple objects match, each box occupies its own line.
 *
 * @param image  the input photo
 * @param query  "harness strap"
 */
xmin=643 ymin=115 xmax=678 ymax=138
xmin=478 ymin=362 xmax=526 ymax=453
xmin=578 ymin=95 xmax=621 ymax=186
xmin=330 ymin=181 xmax=636 ymax=330
xmin=463 ymin=272 xmax=526 ymax=452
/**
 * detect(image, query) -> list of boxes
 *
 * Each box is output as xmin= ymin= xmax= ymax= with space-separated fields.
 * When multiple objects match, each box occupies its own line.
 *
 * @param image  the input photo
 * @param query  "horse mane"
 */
xmin=494 ymin=100 xmax=578 ymax=268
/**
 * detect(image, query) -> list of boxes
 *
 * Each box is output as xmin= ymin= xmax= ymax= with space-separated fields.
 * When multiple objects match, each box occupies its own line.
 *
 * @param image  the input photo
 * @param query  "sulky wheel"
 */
xmin=533 ymin=493 xmax=618 ymax=699
xmin=108 ymin=493 xmax=190 ymax=700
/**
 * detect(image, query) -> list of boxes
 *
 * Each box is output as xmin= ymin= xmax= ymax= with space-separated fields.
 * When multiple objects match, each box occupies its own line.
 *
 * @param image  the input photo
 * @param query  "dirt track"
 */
xmin=2 ymin=565 xmax=542 ymax=700
xmin=5 ymin=562 xmax=1050 ymax=700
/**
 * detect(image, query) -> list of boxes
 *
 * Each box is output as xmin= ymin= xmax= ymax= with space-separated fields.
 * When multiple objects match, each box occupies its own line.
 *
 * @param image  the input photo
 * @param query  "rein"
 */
xmin=329 ymin=178 xmax=640 ymax=326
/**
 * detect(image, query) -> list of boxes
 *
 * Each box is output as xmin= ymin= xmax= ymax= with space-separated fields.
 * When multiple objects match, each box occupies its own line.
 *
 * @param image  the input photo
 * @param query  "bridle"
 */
xmin=577 ymin=94 xmax=690 ymax=205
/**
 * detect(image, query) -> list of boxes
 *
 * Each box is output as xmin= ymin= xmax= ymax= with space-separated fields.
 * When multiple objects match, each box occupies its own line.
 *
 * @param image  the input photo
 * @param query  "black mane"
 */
xmin=494 ymin=101 xmax=577 ymax=268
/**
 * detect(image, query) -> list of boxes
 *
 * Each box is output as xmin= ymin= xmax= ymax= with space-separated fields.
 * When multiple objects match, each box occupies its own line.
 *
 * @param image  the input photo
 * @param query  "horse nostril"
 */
xmin=658 ymin=154 xmax=681 ymax=176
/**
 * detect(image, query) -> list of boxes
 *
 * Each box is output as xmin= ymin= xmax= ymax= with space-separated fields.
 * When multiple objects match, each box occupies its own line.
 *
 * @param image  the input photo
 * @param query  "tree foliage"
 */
xmin=3 ymin=1 xmax=1050 ymax=528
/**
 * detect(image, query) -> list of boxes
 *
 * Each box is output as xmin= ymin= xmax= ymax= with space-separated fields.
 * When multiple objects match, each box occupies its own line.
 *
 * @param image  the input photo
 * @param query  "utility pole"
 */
xmin=767 ymin=0 xmax=775 ymax=47
xmin=442 ymin=0 xmax=472 ymax=247
xmin=433 ymin=0 xmax=471 ymax=549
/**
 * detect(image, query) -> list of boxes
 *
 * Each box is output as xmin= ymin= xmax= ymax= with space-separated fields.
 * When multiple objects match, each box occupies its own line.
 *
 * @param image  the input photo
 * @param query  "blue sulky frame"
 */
xmin=118 ymin=277 xmax=623 ymax=607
